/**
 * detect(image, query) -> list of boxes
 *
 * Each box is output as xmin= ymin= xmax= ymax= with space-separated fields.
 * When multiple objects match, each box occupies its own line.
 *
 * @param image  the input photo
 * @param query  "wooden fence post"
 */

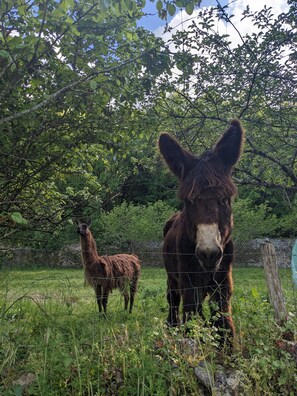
xmin=261 ymin=242 xmax=288 ymax=323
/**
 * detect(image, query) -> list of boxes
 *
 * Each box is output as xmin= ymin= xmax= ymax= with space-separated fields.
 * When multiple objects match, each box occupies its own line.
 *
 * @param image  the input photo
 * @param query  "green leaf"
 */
xmin=167 ymin=4 xmax=176 ymax=17
xmin=11 ymin=212 xmax=28 ymax=225
xmin=0 ymin=50 xmax=10 ymax=58
xmin=156 ymin=0 xmax=163 ymax=12
xmin=89 ymin=80 xmax=97 ymax=90
xmin=126 ymin=31 xmax=133 ymax=41
xmin=175 ymin=0 xmax=184 ymax=7
xmin=185 ymin=2 xmax=194 ymax=15
xmin=251 ymin=287 xmax=259 ymax=299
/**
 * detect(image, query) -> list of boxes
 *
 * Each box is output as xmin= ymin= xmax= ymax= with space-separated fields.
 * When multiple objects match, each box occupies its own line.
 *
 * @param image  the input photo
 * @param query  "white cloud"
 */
xmin=225 ymin=0 xmax=289 ymax=46
xmin=230 ymin=0 xmax=288 ymax=15
xmin=155 ymin=0 xmax=290 ymax=48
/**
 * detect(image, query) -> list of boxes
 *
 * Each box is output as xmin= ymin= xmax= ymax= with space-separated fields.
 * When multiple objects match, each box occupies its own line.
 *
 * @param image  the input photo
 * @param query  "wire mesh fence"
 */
xmin=1 ymin=245 xmax=296 ymax=317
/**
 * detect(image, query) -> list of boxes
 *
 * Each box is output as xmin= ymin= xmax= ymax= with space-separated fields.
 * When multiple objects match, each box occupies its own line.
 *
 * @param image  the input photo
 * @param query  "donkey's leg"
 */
xmin=210 ymin=279 xmax=234 ymax=338
xmin=167 ymin=277 xmax=180 ymax=326
xmin=210 ymin=242 xmax=235 ymax=348
xmin=182 ymin=286 xmax=205 ymax=324
xmin=95 ymin=284 xmax=102 ymax=313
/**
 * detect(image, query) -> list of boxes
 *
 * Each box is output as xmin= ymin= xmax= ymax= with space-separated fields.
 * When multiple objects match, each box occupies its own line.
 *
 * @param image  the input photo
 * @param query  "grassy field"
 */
xmin=0 ymin=267 xmax=296 ymax=395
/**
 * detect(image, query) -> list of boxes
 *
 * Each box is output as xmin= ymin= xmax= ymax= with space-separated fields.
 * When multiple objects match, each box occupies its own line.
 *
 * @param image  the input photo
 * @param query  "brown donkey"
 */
xmin=159 ymin=120 xmax=244 ymax=347
xmin=77 ymin=221 xmax=141 ymax=315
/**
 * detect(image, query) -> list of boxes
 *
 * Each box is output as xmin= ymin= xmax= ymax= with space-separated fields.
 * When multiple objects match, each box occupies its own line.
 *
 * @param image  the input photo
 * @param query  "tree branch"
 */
xmin=0 ymin=49 xmax=153 ymax=126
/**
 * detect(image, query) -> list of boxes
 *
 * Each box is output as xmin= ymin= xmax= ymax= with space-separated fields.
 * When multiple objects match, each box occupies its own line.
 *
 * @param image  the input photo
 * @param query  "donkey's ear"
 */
xmin=214 ymin=119 xmax=245 ymax=169
xmin=158 ymin=133 xmax=196 ymax=179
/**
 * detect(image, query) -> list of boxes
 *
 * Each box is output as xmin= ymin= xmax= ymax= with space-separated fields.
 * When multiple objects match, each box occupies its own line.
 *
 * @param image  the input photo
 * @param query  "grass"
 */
xmin=0 ymin=266 xmax=296 ymax=395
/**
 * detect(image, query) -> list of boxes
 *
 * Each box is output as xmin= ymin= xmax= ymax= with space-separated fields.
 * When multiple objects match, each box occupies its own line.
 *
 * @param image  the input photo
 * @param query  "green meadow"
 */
xmin=1 ymin=267 xmax=296 ymax=395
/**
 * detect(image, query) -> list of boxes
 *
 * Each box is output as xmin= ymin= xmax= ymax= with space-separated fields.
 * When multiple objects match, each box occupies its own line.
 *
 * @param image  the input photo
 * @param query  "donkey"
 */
xmin=76 ymin=220 xmax=141 ymax=315
xmin=158 ymin=119 xmax=244 ymax=346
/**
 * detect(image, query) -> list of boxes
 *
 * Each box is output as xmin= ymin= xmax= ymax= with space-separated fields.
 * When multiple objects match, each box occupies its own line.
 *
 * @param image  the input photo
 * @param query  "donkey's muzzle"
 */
xmin=195 ymin=247 xmax=223 ymax=269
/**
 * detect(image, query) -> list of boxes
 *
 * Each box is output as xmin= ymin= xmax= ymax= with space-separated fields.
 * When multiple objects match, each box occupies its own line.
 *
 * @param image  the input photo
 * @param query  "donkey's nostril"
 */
xmin=209 ymin=249 xmax=223 ymax=263
xmin=196 ymin=247 xmax=223 ymax=267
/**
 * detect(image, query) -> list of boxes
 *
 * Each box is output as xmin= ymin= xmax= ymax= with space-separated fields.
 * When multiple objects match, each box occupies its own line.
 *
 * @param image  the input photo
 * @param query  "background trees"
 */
xmin=154 ymin=2 xmax=297 ymax=239
xmin=0 ymin=0 xmax=170 ymax=241
xmin=0 ymin=0 xmax=296 ymax=248
xmin=162 ymin=2 xmax=296 ymax=189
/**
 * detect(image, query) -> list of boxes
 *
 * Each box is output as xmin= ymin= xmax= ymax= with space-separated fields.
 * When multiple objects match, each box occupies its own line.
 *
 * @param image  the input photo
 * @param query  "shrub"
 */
xmin=93 ymin=201 xmax=175 ymax=249
xmin=233 ymin=198 xmax=279 ymax=241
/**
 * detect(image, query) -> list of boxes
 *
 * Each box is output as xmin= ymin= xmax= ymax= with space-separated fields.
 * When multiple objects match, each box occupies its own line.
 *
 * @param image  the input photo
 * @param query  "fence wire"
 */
xmin=1 ymin=249 xmax=296 ymax=317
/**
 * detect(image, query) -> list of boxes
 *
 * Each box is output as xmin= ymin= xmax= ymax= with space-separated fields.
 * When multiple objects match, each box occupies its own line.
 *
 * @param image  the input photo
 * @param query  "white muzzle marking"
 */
xmin=195 ymin=223 xmax=222 ymax=268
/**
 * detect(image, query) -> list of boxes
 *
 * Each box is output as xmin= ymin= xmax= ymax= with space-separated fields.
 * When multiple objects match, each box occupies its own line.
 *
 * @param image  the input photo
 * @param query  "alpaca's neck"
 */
xmin=80 ymin=231 xmax=99 ymax=265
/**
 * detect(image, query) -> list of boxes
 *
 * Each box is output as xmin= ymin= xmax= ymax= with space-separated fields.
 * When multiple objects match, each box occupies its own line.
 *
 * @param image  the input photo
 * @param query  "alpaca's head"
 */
xmin=75 ymin=220 xmax=91 ymax=237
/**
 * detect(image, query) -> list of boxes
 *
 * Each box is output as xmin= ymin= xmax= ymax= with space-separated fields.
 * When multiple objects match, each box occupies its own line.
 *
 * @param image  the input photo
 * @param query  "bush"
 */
xmin=277 ymin=197 xmax=297 ymax=237
xmin=233 ymin=198 xmax=279 ymax=241
xmin=93 ymin=201 xmax=175 ymax=249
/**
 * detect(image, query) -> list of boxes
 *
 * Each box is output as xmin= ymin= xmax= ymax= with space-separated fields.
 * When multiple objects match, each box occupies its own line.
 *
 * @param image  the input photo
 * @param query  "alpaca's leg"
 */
xmin=102 ymin=288 xmax=109 ymax=314
xmin=129 ymin=279 xmax=138 ymax=313
xmin=121 ymin=281 xmax=129 ymax=311
xmin=95 ymin=284 xmax=102 ymax=313
xmin=124 ymin=291 xmax=129 ymax=311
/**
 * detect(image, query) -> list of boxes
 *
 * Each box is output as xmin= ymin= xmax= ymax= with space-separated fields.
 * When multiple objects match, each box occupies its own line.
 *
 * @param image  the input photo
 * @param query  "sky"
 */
xmin=139 ymin=0 xmax=290 ymax=41
xmin=138 ymin=0 xmax=226 ymax=31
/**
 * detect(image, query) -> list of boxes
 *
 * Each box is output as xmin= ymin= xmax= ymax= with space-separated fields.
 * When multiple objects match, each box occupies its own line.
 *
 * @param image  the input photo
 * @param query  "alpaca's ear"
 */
xmin=214 ymin=119 xmax=245 ymax=169
xmin=158 ymin=133 xmax=196 ymax=179
xmin=87 ymin=218 xmax=92 ymax=226
xmin=74 ymin=219 xmax=79 ymax=225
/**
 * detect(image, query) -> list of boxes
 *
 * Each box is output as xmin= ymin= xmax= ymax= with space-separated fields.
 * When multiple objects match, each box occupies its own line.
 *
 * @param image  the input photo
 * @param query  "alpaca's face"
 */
xmin=77 ymin=222 xmax=89 ymax=236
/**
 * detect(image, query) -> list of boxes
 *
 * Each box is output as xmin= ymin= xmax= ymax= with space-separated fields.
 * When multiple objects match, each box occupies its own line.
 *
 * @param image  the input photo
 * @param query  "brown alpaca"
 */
xmin=159 ymin=119 xmax=245 ymax=348
xmin=76 ymin=221 xmax=141 ymax=314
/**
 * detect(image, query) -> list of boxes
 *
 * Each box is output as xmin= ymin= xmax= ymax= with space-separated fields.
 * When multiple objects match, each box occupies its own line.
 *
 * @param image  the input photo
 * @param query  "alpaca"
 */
xmin=76 ymin=221 xmax=141 ymax=314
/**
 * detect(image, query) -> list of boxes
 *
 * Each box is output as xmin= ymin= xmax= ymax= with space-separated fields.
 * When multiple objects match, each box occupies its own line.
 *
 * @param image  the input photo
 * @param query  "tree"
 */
xmin=0 ymin=0 xmax=171 ymax=242
xmin=159 ymin=2 xmax=297 ymax=195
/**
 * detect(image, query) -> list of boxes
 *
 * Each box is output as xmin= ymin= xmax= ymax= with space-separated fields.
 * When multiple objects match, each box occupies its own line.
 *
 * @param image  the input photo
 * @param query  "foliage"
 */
xmin=0 ymin=267 xmax=296 ymax=395
xmin=153 ymin=0 xmax=202 ymax=19
xmin=233 ymin=198 xmax=279 ymax=241
xmin=0 ymin=0 xmax=171 ymax=240
xmin=94 ymin=200 xmax=175 ymax=249
xmin=159 ymin=2 xmax=297 ymax=193
xmin=1 ymin=0 xmax=296 ymax=245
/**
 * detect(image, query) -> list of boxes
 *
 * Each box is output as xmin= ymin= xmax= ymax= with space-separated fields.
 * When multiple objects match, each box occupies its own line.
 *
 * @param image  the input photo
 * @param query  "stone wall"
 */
xmin=235 ymin=238 xmax=295 ymax=268
xmin=1 ymin=238 xmax=295 ymax=268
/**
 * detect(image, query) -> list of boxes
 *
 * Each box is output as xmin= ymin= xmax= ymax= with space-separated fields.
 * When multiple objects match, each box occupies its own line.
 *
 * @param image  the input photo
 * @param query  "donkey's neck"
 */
xmin=80 ymin=231 xmax=99 ymax=265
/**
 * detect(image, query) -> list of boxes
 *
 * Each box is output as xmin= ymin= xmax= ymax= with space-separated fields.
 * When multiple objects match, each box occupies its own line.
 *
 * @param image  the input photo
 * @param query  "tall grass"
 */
xmin=0 ymin=267 xmax=296 ymax=395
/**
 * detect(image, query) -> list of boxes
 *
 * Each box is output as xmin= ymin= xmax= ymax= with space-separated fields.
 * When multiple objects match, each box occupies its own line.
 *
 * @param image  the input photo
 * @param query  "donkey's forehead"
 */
xmin=179 ymin=156 xmax=237 ymax=201
xmin=191 ymin=189 xmax=232 ymax=200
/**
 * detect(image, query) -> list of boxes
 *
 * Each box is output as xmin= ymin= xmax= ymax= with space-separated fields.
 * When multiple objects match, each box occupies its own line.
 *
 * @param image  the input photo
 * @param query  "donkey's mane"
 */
xmin=179 ymin=151 xmax=237 ymax=201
